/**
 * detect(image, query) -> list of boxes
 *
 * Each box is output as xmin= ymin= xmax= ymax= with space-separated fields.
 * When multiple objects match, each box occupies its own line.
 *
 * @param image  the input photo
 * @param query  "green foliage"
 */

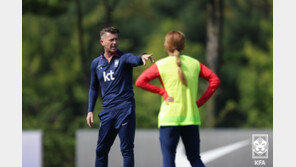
xmin=216 ymin=0 xmax=273 ymax=128
xmin=23 ymin=0 xmax=69 ymax=16
xmin=23 ymin=0 xmax=273 ymax=166
xmin=238 ymin=40 xmax=273 ymax=128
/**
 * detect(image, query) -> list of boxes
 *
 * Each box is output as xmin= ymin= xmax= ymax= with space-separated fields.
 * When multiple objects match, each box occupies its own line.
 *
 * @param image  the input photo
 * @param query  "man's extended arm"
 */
xmin=125 ymin=53 xmax=153 ymax=66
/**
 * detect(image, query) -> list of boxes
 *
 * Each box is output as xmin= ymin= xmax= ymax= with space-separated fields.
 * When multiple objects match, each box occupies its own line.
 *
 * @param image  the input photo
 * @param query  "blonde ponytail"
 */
xmin=174 ymin=50 xmax=187 ymax=87
xmin=164 ymin=30 xmax=187 ymax=87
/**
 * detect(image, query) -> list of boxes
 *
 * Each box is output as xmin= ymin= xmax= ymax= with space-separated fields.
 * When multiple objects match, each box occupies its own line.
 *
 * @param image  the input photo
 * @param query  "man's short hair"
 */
xmin=100 ymin=27 xmax=119 ymax=39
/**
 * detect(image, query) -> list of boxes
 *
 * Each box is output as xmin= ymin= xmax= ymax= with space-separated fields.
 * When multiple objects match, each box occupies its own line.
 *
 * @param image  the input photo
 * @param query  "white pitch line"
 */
xmin=200 ymin=139 xmax=250 ymax=164
xmin=175 ymin=142 xmax=191 ymax=167
xmin=175 ymin=139 xmax=250 ymax=167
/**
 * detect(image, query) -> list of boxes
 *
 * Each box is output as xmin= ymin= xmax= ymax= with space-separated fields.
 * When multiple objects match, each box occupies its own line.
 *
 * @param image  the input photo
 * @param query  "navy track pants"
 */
xmin=95 ymin=107 xmax=135 ymax=167
xmin=159 ymin=125 xmax=205 ymax=167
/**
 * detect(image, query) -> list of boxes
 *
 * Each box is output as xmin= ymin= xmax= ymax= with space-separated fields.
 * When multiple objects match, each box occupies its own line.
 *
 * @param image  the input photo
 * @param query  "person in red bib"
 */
xmin=135 ymin=30 xmax=220 ymax=167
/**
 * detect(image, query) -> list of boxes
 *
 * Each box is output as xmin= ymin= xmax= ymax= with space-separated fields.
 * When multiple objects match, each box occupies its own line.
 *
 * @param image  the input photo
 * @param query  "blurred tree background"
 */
xmin=22 ymin=0 xmax=273 ymax=166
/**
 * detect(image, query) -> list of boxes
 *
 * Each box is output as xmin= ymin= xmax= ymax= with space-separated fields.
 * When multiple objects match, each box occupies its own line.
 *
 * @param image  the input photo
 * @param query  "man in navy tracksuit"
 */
xmin=86 ymin=27 xmax=153 ymax=167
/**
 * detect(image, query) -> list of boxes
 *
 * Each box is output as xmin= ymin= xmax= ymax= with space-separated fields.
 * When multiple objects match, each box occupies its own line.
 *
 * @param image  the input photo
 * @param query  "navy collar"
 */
xmin=100 ymin=49 xmax=124 ymax=60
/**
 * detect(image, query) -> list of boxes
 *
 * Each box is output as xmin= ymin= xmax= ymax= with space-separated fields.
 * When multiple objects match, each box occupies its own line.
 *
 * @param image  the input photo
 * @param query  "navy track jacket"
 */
xmin=88 ymin=50 xmax=143 ymax=112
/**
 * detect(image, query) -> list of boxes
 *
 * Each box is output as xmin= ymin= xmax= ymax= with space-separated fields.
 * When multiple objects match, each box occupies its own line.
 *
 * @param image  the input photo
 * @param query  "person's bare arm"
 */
xmin=86 ymin=112 xmax=94 ymax=128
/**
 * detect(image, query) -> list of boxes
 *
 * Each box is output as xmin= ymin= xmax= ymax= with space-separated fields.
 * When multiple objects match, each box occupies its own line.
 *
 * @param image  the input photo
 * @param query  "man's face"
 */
xmin=100 ymin=32 xmax=119 ymax=54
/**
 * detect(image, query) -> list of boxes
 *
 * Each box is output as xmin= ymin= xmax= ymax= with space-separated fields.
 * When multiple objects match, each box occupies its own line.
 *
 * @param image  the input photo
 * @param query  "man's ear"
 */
xmin=100 ymin=39 xmax=104 ymax=45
